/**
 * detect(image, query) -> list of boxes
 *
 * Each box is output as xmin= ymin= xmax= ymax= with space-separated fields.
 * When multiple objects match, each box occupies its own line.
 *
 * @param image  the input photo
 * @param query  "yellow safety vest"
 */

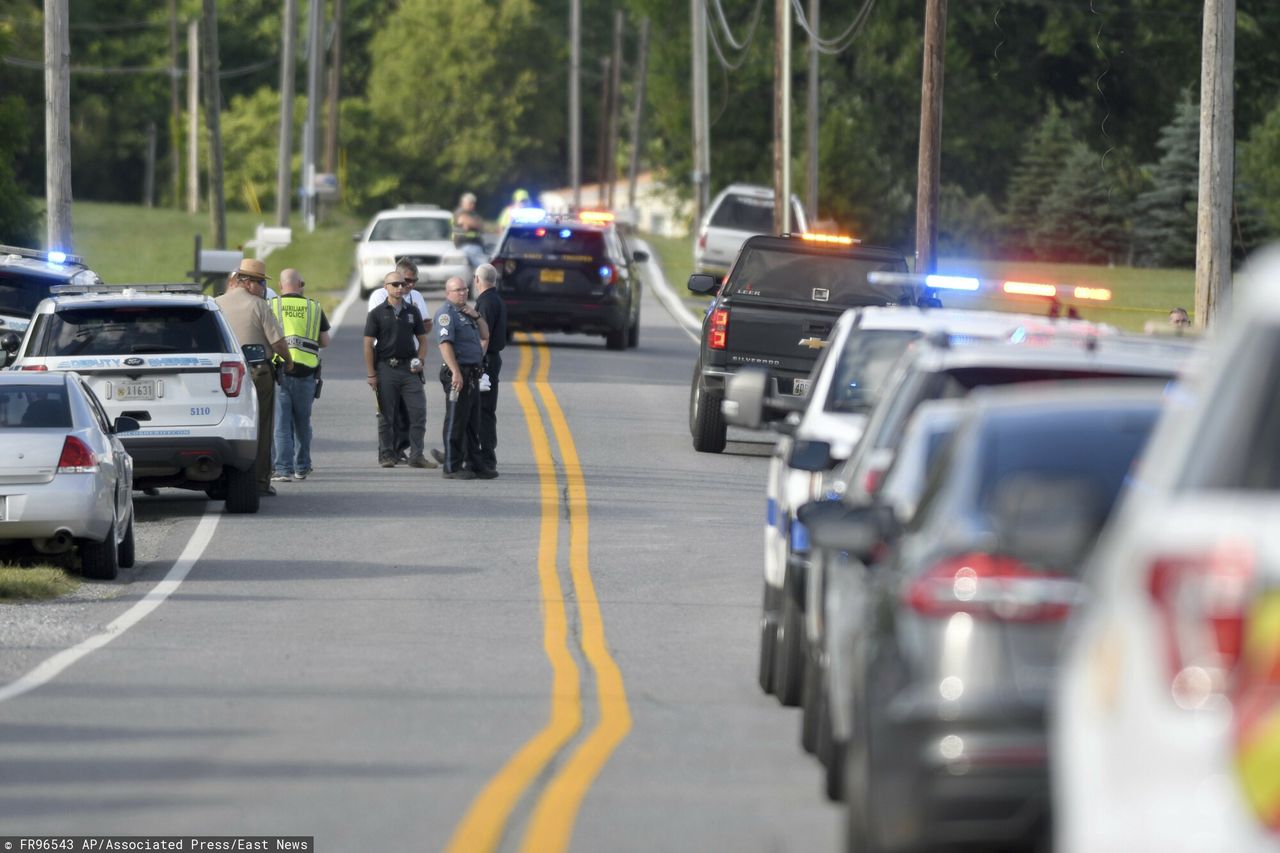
xmin=270 ymin=295 xmax=323 ymax=369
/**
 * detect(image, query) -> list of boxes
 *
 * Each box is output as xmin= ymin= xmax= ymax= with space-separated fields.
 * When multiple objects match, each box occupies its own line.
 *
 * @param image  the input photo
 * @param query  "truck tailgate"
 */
xmin=724 ymin=301 xmax=845 ymax=376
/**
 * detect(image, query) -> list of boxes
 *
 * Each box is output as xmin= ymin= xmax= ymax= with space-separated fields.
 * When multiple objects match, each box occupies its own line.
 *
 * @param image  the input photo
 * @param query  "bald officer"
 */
xmin=433 ymin=276 xmax=488 ymax=479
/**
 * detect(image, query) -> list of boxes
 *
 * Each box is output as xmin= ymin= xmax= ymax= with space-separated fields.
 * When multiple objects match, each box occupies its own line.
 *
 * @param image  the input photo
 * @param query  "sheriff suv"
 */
xmin=0 ymin=244 xmax=102 ymax=357
xmin=493 ymin=209 xmax=646 ymax=350
xmin=11 ymin=283 xmax=264 ymax=514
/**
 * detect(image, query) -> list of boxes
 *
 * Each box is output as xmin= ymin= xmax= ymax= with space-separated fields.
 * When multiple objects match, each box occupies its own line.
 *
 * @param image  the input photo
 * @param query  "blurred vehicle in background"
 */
xmin=805 ymin=382 xmax=1166 ymax=851
xmin=1054 ymin=252 xmax=1280 ymax=853
xmin=354 ymin=205 xmax=467 ymax=297
xmin=0 ymin=245 xmax=102 ymax=349
xmin=694 ymin=184 xmax=808 ymax=278
xmin=0 ymin=371 xmax=137 ymax=579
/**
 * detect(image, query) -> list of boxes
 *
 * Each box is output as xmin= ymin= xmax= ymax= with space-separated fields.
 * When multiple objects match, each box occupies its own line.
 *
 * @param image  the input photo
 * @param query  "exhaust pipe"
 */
xmin=33 ymin=530 xmax=73 ymax=554
xmin=183 ymin=456 xmax=223 ymax=482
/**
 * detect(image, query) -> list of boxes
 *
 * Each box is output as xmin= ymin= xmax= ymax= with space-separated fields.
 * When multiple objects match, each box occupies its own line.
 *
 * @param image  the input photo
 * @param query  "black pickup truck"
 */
xmin=687 ymin=234 xmax=913 ymax=452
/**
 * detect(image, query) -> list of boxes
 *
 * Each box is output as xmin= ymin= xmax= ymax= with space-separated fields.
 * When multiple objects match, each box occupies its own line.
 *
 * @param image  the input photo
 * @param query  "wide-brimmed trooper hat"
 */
xmin=233 ymin=258 xmax=271 ymax=281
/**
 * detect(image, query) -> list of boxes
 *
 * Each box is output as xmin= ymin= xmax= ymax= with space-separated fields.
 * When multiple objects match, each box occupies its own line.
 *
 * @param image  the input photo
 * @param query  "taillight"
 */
xmin=220 ymin=360 xmax=245 ymax=397
xmin=863 ymin=466 xmax=885 ymax=496
xmin=1147 ymin=547 xmax=1254 ymax=710
xmin=20 ymin=364 xmax=47 ymax=372
xmin=698 ymin=231 xmax=707 ymax=251
xmin=57 ymin=436 xmax=98 ymax=473
xmin=905 ymin=553 xmax=1076 ymax=622
xmin=708 ymin=308 xmax=729 ymax=350
xmin=598 ymin=264 xmax=617 ymax=285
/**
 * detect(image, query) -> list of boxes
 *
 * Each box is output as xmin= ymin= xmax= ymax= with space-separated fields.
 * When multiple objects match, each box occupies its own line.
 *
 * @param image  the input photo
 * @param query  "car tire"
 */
xmin=773 ymin=569 xmax=804 ymax=706
xmin=758 ymin=583 xmax=779 ymax=695
xmin=224 ymin=465 xmax=260 ymax=514
xmin=605 ymin=326 xmax=627 ymax=351
xmin=117 ymin=515 xmax=136 ymax=569
xmin=818 ymin=693 xmax=845 ymax=802
xmin=801 ymin=651 xmax=823 ymax=753
xmin=80 ymin=519 xmax=120 ymax=581
xmin=626 ymin=310 xmax=640 ymax=349
xmin=690 ymin=377 xmax=727 ymax=453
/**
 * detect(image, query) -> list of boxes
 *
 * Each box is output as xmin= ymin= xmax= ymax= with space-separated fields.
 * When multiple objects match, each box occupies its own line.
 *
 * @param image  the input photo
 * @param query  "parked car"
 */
xmin=1053 ymin=251 xmax=1280 ymax=853
xmin=0 ymin=371 xmax=137 ymax=579
xmin=11 ymin=283 xmax=264 ymax=513
xmin=0 ymin=244 xmax=102 ymax=348
xmin=805 ymin=382 xmax=1166 ymax=851
xmin=354 ymin=205 xmax=469 ymax=296
xmin=694 ymin=184 xmax=808 ymax=278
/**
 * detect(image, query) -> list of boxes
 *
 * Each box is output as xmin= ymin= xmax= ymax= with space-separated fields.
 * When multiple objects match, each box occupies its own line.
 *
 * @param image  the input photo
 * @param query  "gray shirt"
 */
xmin=434 ymin=302 xmax=484 ymax=366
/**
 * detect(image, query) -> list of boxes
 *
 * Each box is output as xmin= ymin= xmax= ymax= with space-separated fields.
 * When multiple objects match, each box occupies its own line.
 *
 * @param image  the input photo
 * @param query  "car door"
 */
xmin=79 ymin=377 xmax=129 ymax=523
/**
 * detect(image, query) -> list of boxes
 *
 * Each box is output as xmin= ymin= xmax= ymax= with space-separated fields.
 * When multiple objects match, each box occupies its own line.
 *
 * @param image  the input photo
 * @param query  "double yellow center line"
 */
xmin=445 ymin=333 xmax=631 ymax=853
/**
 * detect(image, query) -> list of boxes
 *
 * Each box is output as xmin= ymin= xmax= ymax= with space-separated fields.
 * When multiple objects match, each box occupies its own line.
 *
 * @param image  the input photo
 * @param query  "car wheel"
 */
xmin=773 ymin=568 xmax=804 ymax=706
xmin=818 ymin=693 xmax=846 ymax=801
xmin=690 ymin=377 xmax=727 ymax=453
xmin=801 ymin=650 xmax=823 ymax=753
xmin=79 ymin=518 xmax=120 ymax=581
xmin=758 ymin=583 xmax=779 ymax=695
xmin=224 ymin=465 xmax=260 ymax=514
xmin=627 ymin=310 xmax=640 ymax=349
xmin=117 ymin=514 xmax=136 ymax=569
xmin=605 ymin=326 xmax=627 ymax=350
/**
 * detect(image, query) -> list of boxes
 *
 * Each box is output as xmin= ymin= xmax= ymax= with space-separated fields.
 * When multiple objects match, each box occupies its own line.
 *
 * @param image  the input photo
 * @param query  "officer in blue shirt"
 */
xmin=433 ymin=276 xmax=489 ymax=479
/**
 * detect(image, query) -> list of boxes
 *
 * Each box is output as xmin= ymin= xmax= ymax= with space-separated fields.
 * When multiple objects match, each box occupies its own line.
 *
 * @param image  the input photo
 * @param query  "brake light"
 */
xmin=1147 ymin=546 xmax=1254 ymax=710
xmin=57 ymin=436 xmax=98 ymax=473
xmin=863 ymin=466 xmax=885 ymax=496
xmin=697 ymin=231 xmax=707 ymax=251
xmin=20 ymin=364 xmax=48 ymax=372
xmin=905 ymin=553 xmax=1076 ymax=622
xmin=708 ymin=308 xmax=729 ymax=350
xmin=220 ymin=360 xmax=245 ymax=397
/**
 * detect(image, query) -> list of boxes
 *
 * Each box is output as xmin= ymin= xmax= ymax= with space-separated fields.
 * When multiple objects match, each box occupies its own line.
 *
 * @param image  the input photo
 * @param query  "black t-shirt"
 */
xmin=476 ymin=288 xmax=507 ymax=354
xmin=364 ymin=301 xmax=425 ymax=361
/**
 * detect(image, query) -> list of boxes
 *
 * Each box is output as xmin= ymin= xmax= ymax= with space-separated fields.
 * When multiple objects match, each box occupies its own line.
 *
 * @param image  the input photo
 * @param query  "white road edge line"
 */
xmin=328 ymin=270 xmax=363 ymax=337
xmin=632 ymin=239 xmax=700 ymax=343
xmin=0 ymin=509 xmax=221 ymax=706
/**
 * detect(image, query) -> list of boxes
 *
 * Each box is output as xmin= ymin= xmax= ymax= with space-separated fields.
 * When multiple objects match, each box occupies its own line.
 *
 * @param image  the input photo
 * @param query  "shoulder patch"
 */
xmin=438 ymin=314 xmax=450 ymax=327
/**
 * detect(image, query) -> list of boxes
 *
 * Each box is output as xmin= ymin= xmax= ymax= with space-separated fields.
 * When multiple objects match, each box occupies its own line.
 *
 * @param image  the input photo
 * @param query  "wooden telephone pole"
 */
xmin=44 ymin=0 xmax=73 ymax=252
xmin=627 ymin=17 xmax=651 ymax=212
xmin=914 ymin=0 xmax=947 ymax=274
xmin=202 ymin=0 xmax=226 ymax=249
xmin=276 ymin=0 xmax=298 ymax=227
xmin=773 ymin=0 xmax=791 ymax=234
xmin=691 ymin=0 xmax=710 ymax=226
xmin=1195 ymin=0 xmax=1235 ymax=329
xmin=605 ymin=10 xmax=625 ymax=209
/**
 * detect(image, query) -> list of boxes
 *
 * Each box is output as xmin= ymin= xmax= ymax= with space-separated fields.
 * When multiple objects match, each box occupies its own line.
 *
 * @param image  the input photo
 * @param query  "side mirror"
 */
xmin=112 ymin=416 xmax=141 ymax=434
xmin=241 ymin=343 xmax=268 ymax=366
xmin=0 ymin=331 xmax=19 ymax=354
xmin=789 ymin=439 xmax=834 ymax=472
xmin=723 ymin=368 xmax=768 ymax=429
xmin=688 ymin=273 xmax=719 ymax=295
xmin=801 ymin=501 xmax=897 ymax=563
xmin=352 ymin=231 xmax=364 ymax=243
xmin=632 ymin=250 xmax=650 ymax=263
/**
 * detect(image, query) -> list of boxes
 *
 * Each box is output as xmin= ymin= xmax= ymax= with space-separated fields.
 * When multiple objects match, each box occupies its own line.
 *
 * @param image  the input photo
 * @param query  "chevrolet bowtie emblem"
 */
xmin=798 ymin=337 xmax=827 ymax=349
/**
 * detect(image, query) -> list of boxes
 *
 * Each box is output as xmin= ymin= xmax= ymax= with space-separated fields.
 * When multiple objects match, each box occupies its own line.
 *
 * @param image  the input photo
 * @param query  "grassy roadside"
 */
xmin=0 ymin=564 xmax=80 ymax=602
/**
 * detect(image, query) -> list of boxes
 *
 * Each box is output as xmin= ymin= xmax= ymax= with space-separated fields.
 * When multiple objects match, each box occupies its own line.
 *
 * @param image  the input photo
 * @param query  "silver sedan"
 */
xmin=0 ymin=371 xmax=137 ymax=579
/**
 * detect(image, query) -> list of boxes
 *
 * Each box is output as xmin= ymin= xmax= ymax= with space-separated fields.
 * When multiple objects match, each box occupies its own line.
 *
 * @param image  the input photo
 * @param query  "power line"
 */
xmin=707 ymin=0 xmax=764 ymax=52
xmin=1 ymin=54 xmax=275 ymax=78
xmin=704 ymin=0 xmax=761 ymax=71
xmin=790 ymin=0 xmax=878 ymax=55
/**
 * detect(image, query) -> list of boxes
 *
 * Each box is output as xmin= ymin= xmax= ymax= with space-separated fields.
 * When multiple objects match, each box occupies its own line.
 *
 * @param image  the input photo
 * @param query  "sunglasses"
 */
xmin=403 ymin=278 xmax=417 ymax=285
xmin=387 ymin=281 xmax=408 ymax=288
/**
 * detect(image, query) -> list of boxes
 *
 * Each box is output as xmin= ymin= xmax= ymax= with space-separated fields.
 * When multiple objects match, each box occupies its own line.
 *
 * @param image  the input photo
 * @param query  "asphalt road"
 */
xmin=0 ymin=272 xmax=840 ymax=851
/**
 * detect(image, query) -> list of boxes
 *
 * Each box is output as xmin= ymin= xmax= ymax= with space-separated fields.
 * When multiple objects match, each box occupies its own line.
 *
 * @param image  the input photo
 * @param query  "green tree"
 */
xmin=1002 ymin=105 xmax=1076 ymax=258
xmin=1240 ymin=99 xmax=1280 ymax=235
xmin=1031 ymin=141 xmax=1129 ymax=264
xmin=1133 ymin=93 xmax=1199 ymax=268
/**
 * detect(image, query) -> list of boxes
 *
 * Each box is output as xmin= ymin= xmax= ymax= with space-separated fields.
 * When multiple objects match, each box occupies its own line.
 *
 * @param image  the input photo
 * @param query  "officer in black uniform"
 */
xmin=363 ymin=271 xmax=430 ymax=468
xmin=469 ymin=263 xmax=507 ymax=476
xmin=432 ymin=276 xmax=489 ymax=479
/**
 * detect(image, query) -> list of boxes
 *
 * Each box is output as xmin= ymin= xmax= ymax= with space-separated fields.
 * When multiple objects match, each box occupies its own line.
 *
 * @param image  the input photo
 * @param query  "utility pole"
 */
xmin=805 ymin=0 xmax=819 ymax=220
xmin=302 ymin=0 xmax=323 ymax=231
xmin=276 ymin=0 xmax=298 ymax=227
xmin=691 ymin=0 xmax=710 ymax=227
xmin=168 ymin=0 xmax=181 ymax=209
xmin=596 ymin=56 xmax=611 ymax=206
xmin=1195 ymin=0 xmax=1235 ymax=329
xmin=201 ymin=0 xmax=226 ymax=249
xmin=324 ymin=0 xmax=343 ymax=175
xmin=605 ymin=10 xmax=625 ymax=209
xmin=144 ymin=122 xmax=157 ymax=208
xmin=627 ymin=17 xmax=651 ymax=212
xmin=44 ymin=0 xmax=73 ymax=252
xmin=914 ymin=0 xmax=947 ymax=274
xmin=569 ymin=0 xmax=581 ymax=209
xmin=187 ymin=19 xmax=199 ymax=214
xmin=773 ymin=0 xmax=792 ymax=234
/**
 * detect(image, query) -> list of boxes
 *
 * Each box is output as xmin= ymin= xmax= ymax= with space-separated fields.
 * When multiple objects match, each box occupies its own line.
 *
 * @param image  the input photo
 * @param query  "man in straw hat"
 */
xmin=216 ymin=258 xmax=294 ymax=497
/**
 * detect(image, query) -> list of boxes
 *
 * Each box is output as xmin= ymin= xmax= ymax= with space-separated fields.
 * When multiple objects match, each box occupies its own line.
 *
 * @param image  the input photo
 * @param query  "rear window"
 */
xmin=726 ymin=246 xmax=908 ymax=303
xmin=36 ymin=306 xmax=228 ymax=356
xmin=942 ymin=366 xmax=1173 ymax=393
xmin=369 ymin=217 xmax=451 ymax=242
xmin=501 ymin=226 xmax=606 ymax=260
xmin=0 ymin=384 xmax=71 ymax=429
xmin=826 ymin=329 xmax=922 ymax=414
xmin=0 ymin=270 xmax=58 ymax=318
xmin=710 ymin=194 xmax=775 ymax=232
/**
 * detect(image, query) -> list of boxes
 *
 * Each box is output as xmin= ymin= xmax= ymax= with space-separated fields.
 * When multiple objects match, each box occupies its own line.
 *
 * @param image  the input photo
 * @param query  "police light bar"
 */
xmin=511 ymin=207 xmax=547 ymax=223
xmin=925 ymin=274 xmax=980 ymax=291
xmin=0 ymin=243 xmax=86 ymax=267
xmin=578 ymin=210 xmax=615 ymax=223
xmin=798 ymin=232 xmax=856 ymax=246
xmin=49 ymin=282 xmax=203 ymax=296
xmin=1002 ymin=281 xmax=1112 ymax=301
xmin=1003 ymin=281 xmax=1059 ymax=298
xmin=868 ymin=271 xmax=979 ymax=291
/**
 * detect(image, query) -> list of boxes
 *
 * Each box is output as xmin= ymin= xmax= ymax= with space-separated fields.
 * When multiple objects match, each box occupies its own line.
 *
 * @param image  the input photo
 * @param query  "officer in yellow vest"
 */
xmin=269 ymin=268 xmax=331 ymax=482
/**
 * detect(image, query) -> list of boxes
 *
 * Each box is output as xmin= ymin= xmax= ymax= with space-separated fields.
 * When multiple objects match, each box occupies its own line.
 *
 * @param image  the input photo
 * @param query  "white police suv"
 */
xmin=10 ymin=283 xmax=264 ymax=513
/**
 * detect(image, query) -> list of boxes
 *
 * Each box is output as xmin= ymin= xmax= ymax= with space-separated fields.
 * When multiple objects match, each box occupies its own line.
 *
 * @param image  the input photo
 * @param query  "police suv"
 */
xmin=10 ymin=283 xmax=265 ymax=513
xmin=0 ymin=245 xmax=102 ymax=361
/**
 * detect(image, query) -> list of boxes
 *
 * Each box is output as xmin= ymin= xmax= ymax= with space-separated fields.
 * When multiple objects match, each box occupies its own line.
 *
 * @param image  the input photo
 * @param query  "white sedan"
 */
xmin=0 ymin=371 xmax=137 ymax=579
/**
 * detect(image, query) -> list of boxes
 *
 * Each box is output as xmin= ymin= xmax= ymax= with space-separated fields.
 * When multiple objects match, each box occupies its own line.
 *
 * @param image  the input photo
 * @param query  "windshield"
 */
xmin=369 ymin=217 xmax=452 ymax=242
xmin=502 ymin=227 xmax=606 ymax=259
xmin=0 ymin=271 xmax=58 ymax=318
xmin=825 ymin=330 xmax=922 ymax=414
xmin=38 ymin=306 xmax=228 ymax=356
xmin=0 ymin=383 xmax=71 ymax=429
xmin=710 ymin=194 xmax=775 ymax=232
xmin=726 ymin=246 xmax=908 ymax=304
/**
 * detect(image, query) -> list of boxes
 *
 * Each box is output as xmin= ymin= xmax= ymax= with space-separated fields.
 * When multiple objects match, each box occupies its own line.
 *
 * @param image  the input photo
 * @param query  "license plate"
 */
xmin=117 ymin=380 xmax=157 ymax=401
xmin=792 ymin=378 xmax=810 ymax=396
xmin=540 ymin=268 xmax=565 ymax=284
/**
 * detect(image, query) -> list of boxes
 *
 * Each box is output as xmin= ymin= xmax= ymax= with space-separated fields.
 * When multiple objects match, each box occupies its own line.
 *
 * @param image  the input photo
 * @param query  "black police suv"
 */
xmin=493 ymin=212 xmax=646 ymax=351
xmin=0 ymin=245 xmax=102 ymax=368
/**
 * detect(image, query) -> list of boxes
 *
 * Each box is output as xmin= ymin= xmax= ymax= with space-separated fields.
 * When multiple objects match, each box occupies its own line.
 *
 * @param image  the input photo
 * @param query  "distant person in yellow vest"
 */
xmin=498 ymin=188 xmax=533 ymax=228
xmin=269 ymin=269 xmax=330 ymax=482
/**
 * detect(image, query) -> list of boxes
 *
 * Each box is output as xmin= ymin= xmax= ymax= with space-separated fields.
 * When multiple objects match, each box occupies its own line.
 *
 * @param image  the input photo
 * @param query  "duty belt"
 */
xmin=383 ymin=357 xmax=414 ymax=368
xmin=284 ymin=335 xmax=321 ymax=353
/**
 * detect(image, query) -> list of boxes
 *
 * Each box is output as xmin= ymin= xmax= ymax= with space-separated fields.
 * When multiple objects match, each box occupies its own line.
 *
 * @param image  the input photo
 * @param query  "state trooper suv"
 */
xmin=10 ymin=283 xmax=264 ymax=513
xmin=0 ymin=244 xmax=102 ymax=361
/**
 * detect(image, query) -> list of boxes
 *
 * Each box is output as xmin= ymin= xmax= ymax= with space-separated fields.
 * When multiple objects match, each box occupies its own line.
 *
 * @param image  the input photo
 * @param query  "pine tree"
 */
xmin=1031 ymin=142 xmax=1129 ymax=264
xmin=1003 ymin=105 xmax=1076 ymax=258
xmin=1133 ymin=93 xmax=1200 ymax=268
